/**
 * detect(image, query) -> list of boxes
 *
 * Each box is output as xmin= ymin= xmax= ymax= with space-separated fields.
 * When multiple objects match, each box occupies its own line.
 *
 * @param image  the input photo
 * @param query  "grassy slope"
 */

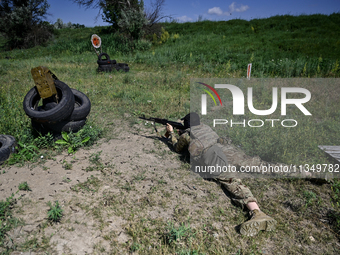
xmin=1 ymin=13 xmax=340 ymax=76
xmin=163 ymin=13 xmax=340 ymax=59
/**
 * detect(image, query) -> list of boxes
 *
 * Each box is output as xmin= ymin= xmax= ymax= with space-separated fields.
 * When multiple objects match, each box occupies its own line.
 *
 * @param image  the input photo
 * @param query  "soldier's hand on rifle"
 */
xmin=165 ymin=123 xmax=174 ymax=138
xmin=166 ymin=123 xmax=174 ymax=132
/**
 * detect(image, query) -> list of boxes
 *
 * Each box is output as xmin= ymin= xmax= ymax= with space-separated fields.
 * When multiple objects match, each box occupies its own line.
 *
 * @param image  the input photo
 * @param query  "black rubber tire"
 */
xmin=68 ymin=89 xmax=91 ymax=121
xmin=0 ymin=135 xmax=16 ymax=164
xmin=36 ymin=89 xmax=91 ymax=121
xmin=31 ymin=120 xmax=64 ymax=141
xmin=98 ymin=64 xmax=113 ymax=72
xmin=44 ymin=119 xmax=87 ymax=133
xmin=6 ymin=135 xmax=16 ymax=149
xmin=31 ymin=119 xmax=49 ymax=135
xmin=97 ymin=53 xmax=117 ymax=65
xmin=43 ymin=101 xmax=58 ymax=111
xmin=23 ymin=80 xmax=75 ymax=123
xmin=115 ymin=63 xmax=130 ymax=72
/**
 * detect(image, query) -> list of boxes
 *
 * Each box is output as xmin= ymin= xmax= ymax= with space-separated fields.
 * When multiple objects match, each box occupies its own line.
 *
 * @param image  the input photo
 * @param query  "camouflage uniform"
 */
xmin=168 ymin=125 xmax=258 ymax=208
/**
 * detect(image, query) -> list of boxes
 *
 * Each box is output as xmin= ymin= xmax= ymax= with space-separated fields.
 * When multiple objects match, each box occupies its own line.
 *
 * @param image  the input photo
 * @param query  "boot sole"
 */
xmin=240 ymin=218 xmax=277 ymax=236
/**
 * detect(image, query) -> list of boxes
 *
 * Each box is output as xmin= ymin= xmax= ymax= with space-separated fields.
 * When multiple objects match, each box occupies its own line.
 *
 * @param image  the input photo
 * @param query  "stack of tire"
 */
xmin=23 ymin=80 xmax=91 ymax=135
xmin=97 ymin=53 xmax=129 ymax=73
xmin=0 ymin=135 xmax=16 ymax=164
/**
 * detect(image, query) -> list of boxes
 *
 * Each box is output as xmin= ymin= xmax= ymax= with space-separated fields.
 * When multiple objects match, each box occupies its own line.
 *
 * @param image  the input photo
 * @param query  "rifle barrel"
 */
xmin=139 ymin=116 xmax=185 ymax=129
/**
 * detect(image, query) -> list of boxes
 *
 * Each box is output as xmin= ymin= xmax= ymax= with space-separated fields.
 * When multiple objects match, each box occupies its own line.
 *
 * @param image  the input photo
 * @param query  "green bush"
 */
xmin=0 ymin=0 xmax=54 ymax=49
xmin=55 ymin=123 xmax=102 ymax=154
xmin=118 ymin=3 xmax=149 ymax=41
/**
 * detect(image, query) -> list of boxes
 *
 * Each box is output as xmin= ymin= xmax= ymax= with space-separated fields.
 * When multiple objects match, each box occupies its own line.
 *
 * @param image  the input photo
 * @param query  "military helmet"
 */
xmin=182 ymin=112 xmax=200 ymax=128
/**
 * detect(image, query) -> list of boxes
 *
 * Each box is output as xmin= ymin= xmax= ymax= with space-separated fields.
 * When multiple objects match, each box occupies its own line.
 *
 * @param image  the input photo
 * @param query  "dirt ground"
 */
xmin=1 ymin=120 xmax=339 ymax=255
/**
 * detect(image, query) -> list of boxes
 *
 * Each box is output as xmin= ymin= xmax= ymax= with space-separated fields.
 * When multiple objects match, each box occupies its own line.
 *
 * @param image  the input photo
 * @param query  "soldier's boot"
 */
xmin=240 ymin=209 xmax=277 ymax=236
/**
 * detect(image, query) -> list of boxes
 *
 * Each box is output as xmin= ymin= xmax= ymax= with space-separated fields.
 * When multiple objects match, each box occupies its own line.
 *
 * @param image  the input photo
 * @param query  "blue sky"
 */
xmin=47 ymin=0 xmax=340 ymax=27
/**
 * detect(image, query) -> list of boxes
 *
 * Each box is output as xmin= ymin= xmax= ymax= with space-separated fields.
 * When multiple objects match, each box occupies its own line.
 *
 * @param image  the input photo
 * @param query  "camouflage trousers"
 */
xmin=210 ymin=142 xmax=319 ymax=208
xmin=210 ymin=142 xmax=262 ymax=208
xmin=194 ymin=138 xmax=326 ymax=208
xmin=215 ymin=176 xmax=257 ymax=208
xmin=217 ymin=141 xmax=321 ymax=179
xmin=217 ymin=141 xmax=264 ymax=168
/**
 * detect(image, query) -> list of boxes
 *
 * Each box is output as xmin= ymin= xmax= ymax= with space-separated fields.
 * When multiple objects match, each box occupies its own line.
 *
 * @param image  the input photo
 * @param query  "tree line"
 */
xmin=0 ymin=0 xmax=167 ymax=49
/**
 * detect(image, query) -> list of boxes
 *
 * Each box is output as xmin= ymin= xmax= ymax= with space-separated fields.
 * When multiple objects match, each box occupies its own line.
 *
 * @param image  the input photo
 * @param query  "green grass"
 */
xmin=71 ymin=175 xmax=101 ymax=193
xmin=89 ymin=150 xmax=102 ymax=164
xmin=330 ymin=180 xmax=340 ymax=234
xmin=47 ymin=201 xmax=63 ymax=222
xmin=1 ymin=13 xmax=339 ymax=77
xmin=55 ymin=130 xmax=91 ymax=154
xmin=189 ymin=78 xmax=340 ymax=166
xmin=163 ymin=13 xmax=340 ymax=59
xmin=18 ymin=181 xmax=31 ymax=191
xmin=62 ymin=160 xmax=73 ymax=170
xmin=0 ymin=11 xmax=339 ymax=181
xmin=0 ymin=15 xmax=340 ymax=253
xmin=165 ymin=221 xmax=196 ymax=245
xmin=0 ymin=194 xmax=23 ymax=252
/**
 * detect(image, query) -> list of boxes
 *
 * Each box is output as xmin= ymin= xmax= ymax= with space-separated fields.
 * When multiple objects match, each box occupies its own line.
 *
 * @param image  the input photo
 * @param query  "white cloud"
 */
xmin=176 ymin=16 xmax=193 ymax=22
xmin=208 ymin=2 xmax=249 ymax=17
xmin=208 ymin=7 xmax=224 ymax=16
xmin=229 ymin=2 xmax=249 ymax=13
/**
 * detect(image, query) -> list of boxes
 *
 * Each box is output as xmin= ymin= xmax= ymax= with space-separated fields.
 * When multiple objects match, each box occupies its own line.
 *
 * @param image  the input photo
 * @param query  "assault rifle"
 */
xmin=139 ymin=115 xmax=186 ymax=130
